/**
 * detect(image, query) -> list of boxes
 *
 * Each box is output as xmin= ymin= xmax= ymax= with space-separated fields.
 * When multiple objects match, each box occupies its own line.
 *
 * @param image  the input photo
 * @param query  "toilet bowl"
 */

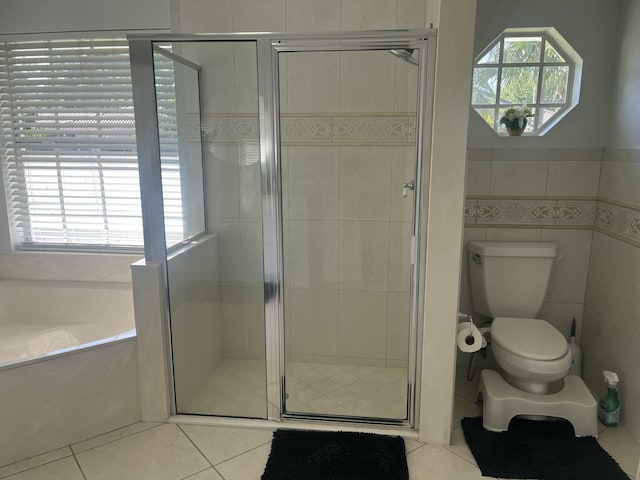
xmin=467 ymin=241 xmax=597 ymax=436
xmin=491 ymin=317 xmax=572 ymax=394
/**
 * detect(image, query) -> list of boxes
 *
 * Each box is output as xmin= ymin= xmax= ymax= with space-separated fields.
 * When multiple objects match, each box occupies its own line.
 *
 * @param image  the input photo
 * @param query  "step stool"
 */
xmin=478 ymin=369 xmax=598 ymax=438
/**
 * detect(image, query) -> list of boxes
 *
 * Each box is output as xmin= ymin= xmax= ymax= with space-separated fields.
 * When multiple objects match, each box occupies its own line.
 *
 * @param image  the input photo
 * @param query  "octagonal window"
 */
xmin=471 ymin=27 xmax=583 ymax=136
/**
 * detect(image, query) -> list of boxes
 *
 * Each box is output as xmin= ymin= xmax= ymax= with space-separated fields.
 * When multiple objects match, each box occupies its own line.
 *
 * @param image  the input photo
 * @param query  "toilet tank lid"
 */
xmin=468 ymin=241 xmax=557 ymax=258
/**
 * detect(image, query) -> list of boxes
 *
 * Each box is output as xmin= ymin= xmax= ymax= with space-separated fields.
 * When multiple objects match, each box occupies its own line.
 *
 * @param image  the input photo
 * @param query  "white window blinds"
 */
xmin=0 ymin=39 xmax=144 ymax=250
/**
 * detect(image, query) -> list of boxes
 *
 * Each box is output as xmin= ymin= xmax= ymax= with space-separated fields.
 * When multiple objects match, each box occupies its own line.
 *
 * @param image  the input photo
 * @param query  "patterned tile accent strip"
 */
xmin=465 ymin=197 xmax=596 ymax=227
xmin=466 ymin=196 xmax=640 ymax=247
xmin=197 ymin=113 xmax=416 ymax=145
xmin=595 ymin=198 xmax=640 ymax=246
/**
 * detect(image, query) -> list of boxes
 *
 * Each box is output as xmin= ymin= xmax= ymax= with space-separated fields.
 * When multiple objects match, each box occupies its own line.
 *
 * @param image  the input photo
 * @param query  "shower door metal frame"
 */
xmin=267 ymin=34 xmax=435 ymax=427
xmin=129 ymin=30 xmax=436 ymax=428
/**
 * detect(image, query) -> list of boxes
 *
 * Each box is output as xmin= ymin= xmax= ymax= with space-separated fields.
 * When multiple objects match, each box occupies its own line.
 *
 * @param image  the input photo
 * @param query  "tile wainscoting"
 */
xmin=462 ymin=146 xmax=640 ymax=445
xmin=464 ymin=196 xmax=640 ymax=248
xmin=194 ymin=113 xmax=417 ymax=146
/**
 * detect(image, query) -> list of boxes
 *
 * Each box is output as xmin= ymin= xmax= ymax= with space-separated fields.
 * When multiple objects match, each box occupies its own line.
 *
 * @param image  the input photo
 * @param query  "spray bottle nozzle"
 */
xmin=603 ymin=370 xmax=619 ymax=387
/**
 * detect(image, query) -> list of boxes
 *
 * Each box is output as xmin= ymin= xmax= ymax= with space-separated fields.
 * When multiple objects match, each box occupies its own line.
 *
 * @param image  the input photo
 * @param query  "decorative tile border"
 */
xmin=465 ymin=196 xmax=640 ymax=247
xmin=196 ymin=113 xmax=416 ymax=146
xmin=465 ymin=197 xmax=596 ymax=227
xmin=595 ymin=199 xmax=640 ymax=245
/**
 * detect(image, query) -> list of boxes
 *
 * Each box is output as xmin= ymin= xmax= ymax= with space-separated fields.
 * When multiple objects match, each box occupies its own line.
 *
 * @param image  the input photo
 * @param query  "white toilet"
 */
xmin=467 ymin=241 xmax=598 ymax=437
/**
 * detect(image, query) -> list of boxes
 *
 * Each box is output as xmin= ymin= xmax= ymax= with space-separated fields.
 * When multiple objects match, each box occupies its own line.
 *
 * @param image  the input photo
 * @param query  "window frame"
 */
xmin=471 ymin=27 xmax=583 ymax=136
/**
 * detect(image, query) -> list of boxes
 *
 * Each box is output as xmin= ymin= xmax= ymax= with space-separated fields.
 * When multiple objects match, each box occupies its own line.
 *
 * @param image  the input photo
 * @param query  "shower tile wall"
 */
xmin=170 ymin=0 xmax=431 ymax=34
xmin=167 ymin=235 xmax=223 ymax=410
xmin=280 ymin=49 xmax=416 ymax=368
xmin=194 ymin=41 xmax=266 ymax=361
xmin=170 ymin=0 xmax=434 ymax=369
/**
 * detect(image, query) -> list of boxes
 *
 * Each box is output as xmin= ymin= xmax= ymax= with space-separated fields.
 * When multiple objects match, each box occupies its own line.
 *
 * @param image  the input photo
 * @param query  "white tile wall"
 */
xmin=172 ymin=0 xmax=233 ymax=33
xmin=231 ymin=0 xmax=286 ymax=32
xmin=390 ymin=147 xmax=416 ymax=221
xmin=174 ymin=0 xmax=428 ymax=367
xmin=233 ymin=43 xmax=260 ymax=114
xmin=168 ymin=236 xmax=223 ymax=410
xmin=287 ymin=147 xmax=339 ymax=220
xmin=463 ymin=145 xmax=640 ymax=445
xmin=288 ymin=220 xmax=339 ymax=289
xmin=289 ymin=288 xmax=339 ymax=357
xmin=285 ymin=0 xmax=341 ymax=32
xmin=339 ymin=147 xmax=393 ymax=221
xmin=197 ymin=44 xmax=237 ymax=113
xmin=546 ymin=161 xmax=601 ymax=196
xmin=338 ymin=221 xmax=390 ymax=292
xmin=388 ymin=221 xmax=412 ymax=293
xmin=338 ymin=290 xmax=388 ymax=359
xmin=396 ymin=0 xmax=428 ymax=29
xmin=283 ymin=53 xmax=341 ymax=113
xmin=600 ymin=156 xmax=640 ymax=205
xmin=339 ymin=51 xmax=396 ymax=112
xmin=340 ymin=0 xmax=399 ymax=30
xmin=489 ymin=160 xmax=549 ymax=196
xmin=387 ymin=292 xmax=410 ymax=362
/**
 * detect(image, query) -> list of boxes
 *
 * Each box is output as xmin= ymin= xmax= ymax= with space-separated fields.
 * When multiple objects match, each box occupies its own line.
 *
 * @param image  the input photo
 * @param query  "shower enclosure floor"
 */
xmin=184 ymin=358 xmax=407 ymax=420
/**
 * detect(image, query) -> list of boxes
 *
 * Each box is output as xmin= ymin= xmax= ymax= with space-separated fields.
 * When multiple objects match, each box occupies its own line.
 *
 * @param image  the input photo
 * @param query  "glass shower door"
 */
xmin=152 ymin=42 xmax=268 ymax=419
xmin=279 ymin=47 xmax=420 ymax=420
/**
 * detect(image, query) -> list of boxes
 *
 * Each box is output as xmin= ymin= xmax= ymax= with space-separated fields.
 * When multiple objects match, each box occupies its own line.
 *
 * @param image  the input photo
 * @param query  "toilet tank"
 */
xmin=467 ymin=241 xmax=557 ymax=318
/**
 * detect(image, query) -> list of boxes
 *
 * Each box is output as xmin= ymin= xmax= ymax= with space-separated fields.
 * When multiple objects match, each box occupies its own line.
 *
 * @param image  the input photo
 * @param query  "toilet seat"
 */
xmin=492 ymin=317 xmax=568 ymax=360
xmin=491 ymin=317 xmax=572 ymax=384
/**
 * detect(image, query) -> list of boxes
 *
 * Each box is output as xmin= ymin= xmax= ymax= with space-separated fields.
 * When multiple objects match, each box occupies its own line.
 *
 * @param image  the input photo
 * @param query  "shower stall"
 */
xmin=129 ymin=30 xmax=435 ymax=428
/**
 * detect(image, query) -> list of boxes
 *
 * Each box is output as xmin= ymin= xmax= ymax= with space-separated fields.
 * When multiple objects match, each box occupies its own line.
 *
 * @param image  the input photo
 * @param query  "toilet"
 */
xmin=467 ymin=241 xmax=598 ymax=437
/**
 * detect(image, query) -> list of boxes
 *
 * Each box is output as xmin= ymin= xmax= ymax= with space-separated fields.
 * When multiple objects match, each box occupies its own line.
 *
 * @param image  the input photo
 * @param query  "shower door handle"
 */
xmin=402 ymin=180 xmax=415 ymax=198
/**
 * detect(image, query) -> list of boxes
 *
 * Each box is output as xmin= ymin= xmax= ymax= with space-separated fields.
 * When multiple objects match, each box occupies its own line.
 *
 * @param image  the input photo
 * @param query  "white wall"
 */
xmin=607 ymin=0 xmax=640 ymax=148
xmin=0 ymin=0 xmax=170 ymax=35
xmin=468 ymin=0 xmax=620 ymax=147
xmin=465 ymin=0 xmax=640 ymax=446
xmin=584 ymin=0 xmax=640 ymax=444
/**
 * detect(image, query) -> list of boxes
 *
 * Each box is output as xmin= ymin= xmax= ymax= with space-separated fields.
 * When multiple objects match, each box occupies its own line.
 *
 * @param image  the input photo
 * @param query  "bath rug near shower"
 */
xmin=461 ymin=416 xmax=629 ymax=479
xmin=260 ymin=429 xmax=408 ymax=480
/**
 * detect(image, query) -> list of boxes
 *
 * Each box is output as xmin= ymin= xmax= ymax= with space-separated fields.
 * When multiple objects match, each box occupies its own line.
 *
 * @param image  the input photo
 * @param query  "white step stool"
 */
xmin=478 ymin=369 xmax=598 ymax=438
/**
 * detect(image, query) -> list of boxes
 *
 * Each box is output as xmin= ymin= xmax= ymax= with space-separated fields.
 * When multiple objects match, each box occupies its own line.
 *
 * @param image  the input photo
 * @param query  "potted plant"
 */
xmin=499 ymin=105 xmax=533 ymax=136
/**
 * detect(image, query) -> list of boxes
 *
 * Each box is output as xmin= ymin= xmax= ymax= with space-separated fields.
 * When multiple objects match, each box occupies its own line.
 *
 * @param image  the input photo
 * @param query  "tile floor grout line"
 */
xmin=71 ymin=453 xmax=88 ymax=480
xmin=0 ymin=450 xmax=74 ymax=480
xmin=175 ymin=423 xmax=236 ymax=480
xmin=178 ymin=466 xmax=221 ymax=480
xmin=441 ymin=442 xmax=480 ymax=469
xmin=176 ymin=424 xmax=216 ymax=469
xmin=213 ymin=439 xmax=274 ymax=468
xmin=70 ymin=422 xmax=165 ymax=456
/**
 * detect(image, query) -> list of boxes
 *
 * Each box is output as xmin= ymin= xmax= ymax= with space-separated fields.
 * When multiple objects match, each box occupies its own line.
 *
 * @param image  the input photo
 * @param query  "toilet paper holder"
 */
xmin=457 ymin=313 xmax=489 ymax=349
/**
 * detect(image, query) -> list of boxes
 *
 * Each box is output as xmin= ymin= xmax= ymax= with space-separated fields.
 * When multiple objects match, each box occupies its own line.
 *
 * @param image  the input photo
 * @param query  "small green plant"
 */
xmin=499 ymin=105 xmax=534 ymax=131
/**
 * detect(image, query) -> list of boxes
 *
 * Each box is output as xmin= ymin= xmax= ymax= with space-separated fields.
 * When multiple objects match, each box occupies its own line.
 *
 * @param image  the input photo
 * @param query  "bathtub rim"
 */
xmin=0 ymin=328 xmax=136 ymax=373
xmin=0 ymin=278 xmax=136 ymax=371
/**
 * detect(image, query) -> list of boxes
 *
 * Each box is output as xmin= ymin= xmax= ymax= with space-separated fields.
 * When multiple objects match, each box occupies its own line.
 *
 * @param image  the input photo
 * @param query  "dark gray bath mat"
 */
xmin=461 ymin=416 xmax=629 ymax=479
xmin=261 ymin=429 xmax=409 ymax=480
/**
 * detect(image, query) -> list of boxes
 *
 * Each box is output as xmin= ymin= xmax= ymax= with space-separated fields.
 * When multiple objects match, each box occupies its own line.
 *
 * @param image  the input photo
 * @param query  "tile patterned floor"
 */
xmin=2 ymin=369 xmax=639 ymax=480
xmin=186 ymin=359 xmax=407 ymax=420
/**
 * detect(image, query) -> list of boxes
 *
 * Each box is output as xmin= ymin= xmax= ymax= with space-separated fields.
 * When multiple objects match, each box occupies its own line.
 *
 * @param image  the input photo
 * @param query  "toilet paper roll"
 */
xmin=457 ymin=322 xmax=484 ymax=353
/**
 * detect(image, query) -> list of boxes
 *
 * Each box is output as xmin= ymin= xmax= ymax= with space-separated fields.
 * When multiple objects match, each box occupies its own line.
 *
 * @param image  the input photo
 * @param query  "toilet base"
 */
xmin=478 ymin=369 xmax=598 ymax=438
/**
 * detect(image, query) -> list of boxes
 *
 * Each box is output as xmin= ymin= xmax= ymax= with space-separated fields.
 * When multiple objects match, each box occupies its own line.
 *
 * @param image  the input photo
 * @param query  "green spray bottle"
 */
xmin=598 ymin=370 xmax=621 ymax=426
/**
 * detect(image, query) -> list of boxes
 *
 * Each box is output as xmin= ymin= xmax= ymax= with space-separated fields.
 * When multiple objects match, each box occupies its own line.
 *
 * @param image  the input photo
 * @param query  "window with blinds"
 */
xmin=0 ymin=39 xmax=159 ymax=251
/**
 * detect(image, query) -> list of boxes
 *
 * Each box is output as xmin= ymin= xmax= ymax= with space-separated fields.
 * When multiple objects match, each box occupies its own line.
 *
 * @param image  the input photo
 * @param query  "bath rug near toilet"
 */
xmin=260 ymin=429 xmax=408 ymax=480
xmin=461 ymin=416 xmax=629 ymax=479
